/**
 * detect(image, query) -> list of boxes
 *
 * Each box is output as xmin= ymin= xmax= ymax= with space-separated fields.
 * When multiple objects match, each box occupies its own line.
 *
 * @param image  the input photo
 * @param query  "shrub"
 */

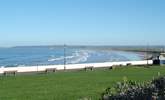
xmin=101 ymin=76 xmax=165 ymax=100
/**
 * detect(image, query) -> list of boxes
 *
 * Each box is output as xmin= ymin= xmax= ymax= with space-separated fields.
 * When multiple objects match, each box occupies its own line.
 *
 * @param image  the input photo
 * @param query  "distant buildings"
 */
xmin=159 ymin=53 xmax=165 ymax=65
xmin=153 ymin=53 xmax=165 ymax=65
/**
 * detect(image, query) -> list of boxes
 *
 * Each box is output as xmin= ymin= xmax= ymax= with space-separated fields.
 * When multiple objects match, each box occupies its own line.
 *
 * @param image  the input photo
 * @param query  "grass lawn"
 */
xmin=0 ymin=65 xmax=165 ymax=100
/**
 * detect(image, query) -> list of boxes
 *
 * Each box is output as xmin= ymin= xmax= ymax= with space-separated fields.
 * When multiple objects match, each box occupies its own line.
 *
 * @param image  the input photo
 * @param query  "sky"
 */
xmin=0 ymin=0 xmax=165 ymax=47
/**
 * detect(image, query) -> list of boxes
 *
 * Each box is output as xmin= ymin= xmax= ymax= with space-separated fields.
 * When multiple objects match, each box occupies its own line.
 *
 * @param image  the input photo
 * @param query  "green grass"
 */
xmin=0 ymin=66 xmax=165 ymax=100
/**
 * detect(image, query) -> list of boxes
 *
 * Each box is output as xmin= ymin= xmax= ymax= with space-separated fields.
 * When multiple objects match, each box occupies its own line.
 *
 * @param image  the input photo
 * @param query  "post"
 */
xmin=146 ymin=43 xmax=149 ymax=66
xmin=64 ymin=44 xmax=66 ymax=70
xmin=37 ymin=64 xmax=39 ymax=72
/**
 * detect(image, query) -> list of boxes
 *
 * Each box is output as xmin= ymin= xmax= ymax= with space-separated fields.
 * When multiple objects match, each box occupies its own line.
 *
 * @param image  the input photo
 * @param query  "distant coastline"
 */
xmin=0 ymin=46 xmax=147 ymax=67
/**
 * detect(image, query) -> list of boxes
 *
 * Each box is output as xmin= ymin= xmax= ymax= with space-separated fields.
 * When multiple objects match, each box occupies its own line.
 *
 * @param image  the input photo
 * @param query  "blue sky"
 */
xmin=0 ymin=0 xmax=165 ymax=47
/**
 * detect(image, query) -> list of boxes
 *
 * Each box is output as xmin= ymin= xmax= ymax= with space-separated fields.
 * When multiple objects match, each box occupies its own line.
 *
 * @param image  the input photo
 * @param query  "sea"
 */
xmin=0 ymin=46 xmax=144 ymax=67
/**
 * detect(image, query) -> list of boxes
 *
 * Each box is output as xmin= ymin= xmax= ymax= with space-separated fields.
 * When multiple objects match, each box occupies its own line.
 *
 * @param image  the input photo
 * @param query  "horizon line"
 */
xmin=0 ymin=44 xmax=165 ymax=48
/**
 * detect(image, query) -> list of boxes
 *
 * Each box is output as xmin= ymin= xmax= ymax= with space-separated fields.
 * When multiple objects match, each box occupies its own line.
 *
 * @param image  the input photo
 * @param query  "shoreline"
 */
xmin=0 ymin=60 xmax=153 ymax=74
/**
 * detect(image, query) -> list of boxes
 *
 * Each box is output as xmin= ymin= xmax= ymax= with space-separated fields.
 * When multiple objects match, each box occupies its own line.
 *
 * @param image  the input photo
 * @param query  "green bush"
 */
xmin=101 ymin=76 xmax=165 ymax=100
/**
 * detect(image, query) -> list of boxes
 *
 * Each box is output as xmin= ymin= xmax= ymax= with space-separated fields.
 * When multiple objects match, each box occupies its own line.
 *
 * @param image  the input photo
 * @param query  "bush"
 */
xmin=101 ymin=76 xmax=165 ymax=100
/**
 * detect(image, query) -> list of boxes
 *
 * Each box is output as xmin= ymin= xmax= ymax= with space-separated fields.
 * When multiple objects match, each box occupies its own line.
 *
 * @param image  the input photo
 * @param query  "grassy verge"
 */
xmin=0 ymin=66 xmax=165 ymax=100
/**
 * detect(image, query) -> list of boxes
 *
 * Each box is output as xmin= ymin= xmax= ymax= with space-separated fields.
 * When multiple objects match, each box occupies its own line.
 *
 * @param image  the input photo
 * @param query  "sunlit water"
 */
xmin=0 ymin=46 xmax=144 ymax=67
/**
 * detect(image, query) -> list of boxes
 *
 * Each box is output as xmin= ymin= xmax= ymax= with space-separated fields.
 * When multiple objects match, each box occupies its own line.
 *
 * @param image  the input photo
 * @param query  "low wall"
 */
xmin=0 ymin=60 xmax=153 ymax=74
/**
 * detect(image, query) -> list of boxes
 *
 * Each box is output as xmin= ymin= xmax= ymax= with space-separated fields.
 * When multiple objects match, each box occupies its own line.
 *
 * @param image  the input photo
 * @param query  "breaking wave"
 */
xmin=48 ymin=50 xmax=90 ymax=64
xmin=67 ymin=50 xmax=90 ymax=64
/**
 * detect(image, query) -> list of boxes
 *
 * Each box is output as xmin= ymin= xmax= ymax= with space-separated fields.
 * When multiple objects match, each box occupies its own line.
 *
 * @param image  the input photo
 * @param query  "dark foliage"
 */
xmin=101 ymin=76 xmax=165 ymax=100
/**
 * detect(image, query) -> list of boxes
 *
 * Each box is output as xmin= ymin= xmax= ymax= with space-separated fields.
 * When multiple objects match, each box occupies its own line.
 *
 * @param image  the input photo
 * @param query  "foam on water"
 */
xmin=67 ymin=50 xmax=90 ymax=64
xmin=0 ymin=47 xmax=144 ymax=67
xmin=48 ymin=50 xmax=90 ymax=64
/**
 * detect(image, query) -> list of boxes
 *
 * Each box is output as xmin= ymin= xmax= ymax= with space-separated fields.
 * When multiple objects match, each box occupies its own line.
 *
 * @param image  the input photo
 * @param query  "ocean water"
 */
xmin=0 ymin=46 xmax=144 ymax=67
